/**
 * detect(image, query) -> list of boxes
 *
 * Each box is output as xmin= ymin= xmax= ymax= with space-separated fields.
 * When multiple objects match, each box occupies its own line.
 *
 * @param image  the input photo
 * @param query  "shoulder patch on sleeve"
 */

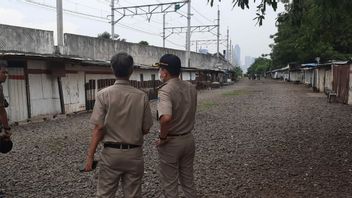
xmin=156 ymin=82 xmax=167 ymax=90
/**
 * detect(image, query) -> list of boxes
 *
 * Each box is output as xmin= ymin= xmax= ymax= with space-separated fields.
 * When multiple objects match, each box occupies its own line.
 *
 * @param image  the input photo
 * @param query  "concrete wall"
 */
xmin=0 ymin=24 xmax=232 ymax=70
xmin=0 ymin=24 xmax=54 ymax=54
xmin=63 ymin=34 xmax=231 ymax=70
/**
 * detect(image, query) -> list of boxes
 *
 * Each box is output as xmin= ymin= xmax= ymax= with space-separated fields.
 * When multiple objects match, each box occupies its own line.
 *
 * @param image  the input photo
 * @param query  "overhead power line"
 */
xmin=21 ymin=0 xmax=162 ymax=37
xmin=166 ymin=39 xmax=185 ymax=48
xmin=23 ymin=0 xmax=108 ymax=21
xmin=112 ymin=1 xmax=188 ymax=23
xmin=66 ymin=0 xmax=110 ymax=14
xmin=191 ymin=6 xmax=213 ymax=23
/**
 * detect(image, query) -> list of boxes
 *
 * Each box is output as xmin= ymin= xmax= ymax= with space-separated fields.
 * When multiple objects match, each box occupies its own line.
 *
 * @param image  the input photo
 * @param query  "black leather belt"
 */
xmin=104 ymin=142 xmax=140 ymax=149
xmin=168 ymin=132 xmax=190 ymax=137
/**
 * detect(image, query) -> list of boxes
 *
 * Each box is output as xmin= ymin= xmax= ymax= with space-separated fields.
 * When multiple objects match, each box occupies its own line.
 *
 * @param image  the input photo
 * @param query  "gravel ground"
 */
xmin=1 ymin=79 xmax=352 ymax=197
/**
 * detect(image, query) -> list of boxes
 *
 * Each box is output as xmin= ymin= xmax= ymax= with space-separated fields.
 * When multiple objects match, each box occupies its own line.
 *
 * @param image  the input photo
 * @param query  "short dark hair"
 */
xmin=159 ymin=54 xmax=181 ymax=76
xmin=110 ymin=52 xmax=134 ymax=78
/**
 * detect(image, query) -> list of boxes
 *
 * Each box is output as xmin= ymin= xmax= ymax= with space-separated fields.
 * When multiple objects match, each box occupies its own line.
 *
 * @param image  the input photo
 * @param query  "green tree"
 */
xmin=97 ymin=32 xmax=126 ymax=42
xmin=230 ymin=67 xmax=243 ymax=81
xmin=247 ymin=57 xmax=272 ymax=75
xmin=97 ymin=31 xmax=111 ymax=39
xmin=234 ymin=66 xmax=243 ymax=76
xmin=270 ymin=0 xmax=352 ymax=67
xmin=138 ymin=41 xmax=149 ymax=45
xmin=208 ymin=0 xmax=290 ymax=25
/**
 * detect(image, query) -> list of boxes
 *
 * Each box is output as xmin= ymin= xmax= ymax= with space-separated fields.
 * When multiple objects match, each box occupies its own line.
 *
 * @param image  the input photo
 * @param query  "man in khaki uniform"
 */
xmin=156 ymin=54 xmax=197 ymax=198
xmin=84 ymin=52 xmax=153 ymax=198
xmin=0 ymin=61 xmax=12 ymax=154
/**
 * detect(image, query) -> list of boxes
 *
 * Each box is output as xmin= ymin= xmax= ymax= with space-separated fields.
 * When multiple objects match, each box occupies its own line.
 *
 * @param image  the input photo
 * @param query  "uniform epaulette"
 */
xmin=156 ymin=82 xmax=167 ymax=90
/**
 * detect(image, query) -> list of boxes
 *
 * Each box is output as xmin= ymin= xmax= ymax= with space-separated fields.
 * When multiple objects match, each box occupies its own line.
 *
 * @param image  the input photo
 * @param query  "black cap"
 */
xmin=0 ymin=138 xmax=13 ymax=154
xmin=157 ymin=54 xmax=181 ymax=76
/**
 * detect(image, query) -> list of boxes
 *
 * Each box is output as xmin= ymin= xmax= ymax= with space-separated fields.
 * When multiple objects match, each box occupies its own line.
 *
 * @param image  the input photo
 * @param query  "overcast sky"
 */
xmin=1 ymin=0 xmax=284 ymax=68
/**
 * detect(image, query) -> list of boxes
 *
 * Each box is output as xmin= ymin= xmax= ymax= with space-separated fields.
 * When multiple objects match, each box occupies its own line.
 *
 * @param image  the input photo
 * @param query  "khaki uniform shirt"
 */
xmin=157 ymin=78 xmax=197 ymax=135
xmin=90 ymin=80 xmax=153 ymax=146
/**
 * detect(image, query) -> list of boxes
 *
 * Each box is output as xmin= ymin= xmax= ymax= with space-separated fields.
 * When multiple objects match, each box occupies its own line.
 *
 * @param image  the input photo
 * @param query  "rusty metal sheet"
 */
xmin=333 ymin=65 xmax=350 ymax=104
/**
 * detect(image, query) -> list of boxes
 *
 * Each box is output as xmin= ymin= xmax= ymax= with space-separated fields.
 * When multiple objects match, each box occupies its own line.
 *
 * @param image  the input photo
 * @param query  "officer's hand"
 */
xmin=155 ymin=138 xmax=168 ymax=147
xmin=4 ymin=130 xmax=12 ymax=138
xmin=84 ymin=158 xmax=94 ymax=172
xmin=0 ymin=131 xmax=10 ymax=138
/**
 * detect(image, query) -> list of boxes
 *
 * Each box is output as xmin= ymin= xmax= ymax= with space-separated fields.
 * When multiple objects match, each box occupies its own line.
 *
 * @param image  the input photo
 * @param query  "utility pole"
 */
xmin=110 ymin=1 xmax=188 ymax=47
xmin=185 ymin=0 xmax=191 ymax=68
xmin=231 ymin=43 xmax=234 ymax=65
xmin=229 ymin=39 xmax=232 ymax=63
xmin=56 ymin=0 xmax=63 ymax=49
xmin=216 ymin=6 xmax=220 ymax=58
xmin=56 ymin=0 xmax=65 ymax=114
xmin=226 ymin=27 xmax=229 ymax=60
xmin=163 ymin=13 xmax=166 ymax=48
xmin=111 ymin=0 xmax=115 ymax=38
xmin=195 ymin=40 xmax=198 ymax=52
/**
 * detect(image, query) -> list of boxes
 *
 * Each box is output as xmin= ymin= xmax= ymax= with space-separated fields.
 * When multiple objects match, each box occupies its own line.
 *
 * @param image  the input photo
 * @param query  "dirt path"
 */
xmin=1 ymin=79 xmax=351 ymax=197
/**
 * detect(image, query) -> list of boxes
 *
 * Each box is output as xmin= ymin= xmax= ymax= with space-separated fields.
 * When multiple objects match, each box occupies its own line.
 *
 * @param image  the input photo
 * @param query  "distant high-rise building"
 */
xmin=231 ymin=48 xmax=236 ymax=65
xmin=245 ymin=56 xmax=255 ymax=68
xmin=243 ymin=56 xmax=255 ymax=73
xmin=233 ymin=44 xmax=241 ymax=66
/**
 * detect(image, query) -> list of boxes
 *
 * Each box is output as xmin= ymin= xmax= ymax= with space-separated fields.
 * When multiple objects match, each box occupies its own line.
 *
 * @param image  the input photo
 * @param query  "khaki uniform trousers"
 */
xmin=97 ymin=147 xmax=144 ymax=198
xmin=158 ymin=133 xmax=196 ymax=198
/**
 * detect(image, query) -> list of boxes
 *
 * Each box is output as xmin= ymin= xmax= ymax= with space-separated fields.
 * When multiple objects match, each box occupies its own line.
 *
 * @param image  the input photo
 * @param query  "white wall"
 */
xmin=303 ymin=70 xmax=313 ymax=85
xmin=313 ymin=69 xmax=318 ymax=89
xmin=2 ymin=67 xmax=28 ymax=122
xmin=61 ymin=71 xmax=86 ymax=113
xmin=325 ymin=69 xmax=333 ymax=90
xmin=181 ymin=71 xmax=197 ymax=81
xmin=283 ymin=72 xmax=289 ymax=81
xmin=317 ymin=69 xmax=326 ymax=92
xmin=85 ymin=69 xmax=159 ymax=83
xmin=28 ymin=60 xmax=61 ymax=117
xmin=290 ymin=71 xmax=303 ymax=82
xmin=130 ymin=70 xmax=158 ymax=81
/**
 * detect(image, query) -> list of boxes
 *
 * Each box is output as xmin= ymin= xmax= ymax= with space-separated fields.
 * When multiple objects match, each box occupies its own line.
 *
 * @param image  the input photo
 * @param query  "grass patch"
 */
xmin=222 ymin=90 xmax=247 ymax=97
xmin=197 ymin=100 xmax=217 ymax=111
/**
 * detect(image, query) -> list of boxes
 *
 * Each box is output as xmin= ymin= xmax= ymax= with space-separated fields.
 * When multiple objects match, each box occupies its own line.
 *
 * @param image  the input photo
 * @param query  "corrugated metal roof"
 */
xmin=0 ymin=52 xmax=224 ymax=72
xmin=271 ymin=66 xmax=289 ymax=72
xmin=301 ymin=63 xmax=318 ymax=67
